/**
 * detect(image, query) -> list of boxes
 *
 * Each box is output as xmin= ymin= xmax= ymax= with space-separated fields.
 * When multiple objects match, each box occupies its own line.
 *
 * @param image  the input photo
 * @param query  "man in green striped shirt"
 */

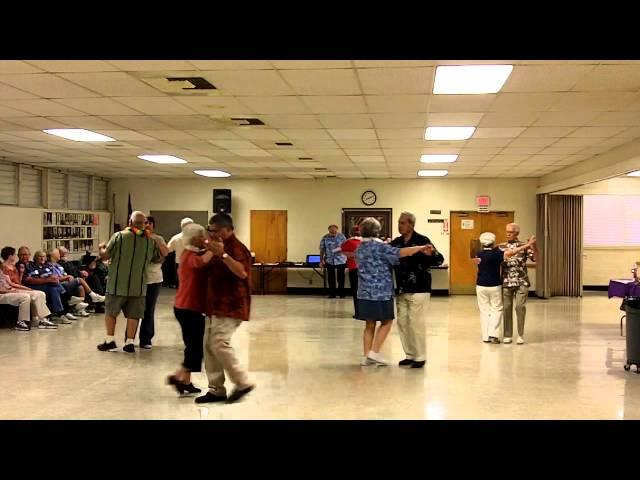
xmin=97 ymin=211 xmax=163 ymax=353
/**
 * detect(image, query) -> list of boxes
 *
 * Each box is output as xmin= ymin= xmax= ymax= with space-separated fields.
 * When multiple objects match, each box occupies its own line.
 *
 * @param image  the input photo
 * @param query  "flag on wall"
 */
xmin=127 ymin=193 xmax=133 ymax=219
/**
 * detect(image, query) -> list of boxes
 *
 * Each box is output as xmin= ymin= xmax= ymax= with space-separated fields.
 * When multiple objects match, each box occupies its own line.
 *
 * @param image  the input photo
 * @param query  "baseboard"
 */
xmin=285 ymin=288 xmax=450 ymax=296
xmin=583 ymin=285 xmax=608 ymax=291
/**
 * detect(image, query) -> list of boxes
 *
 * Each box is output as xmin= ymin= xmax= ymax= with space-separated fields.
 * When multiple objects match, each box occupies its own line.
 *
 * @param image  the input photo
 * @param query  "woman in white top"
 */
xmin=137 ymin=216 xmax=169 ymax=349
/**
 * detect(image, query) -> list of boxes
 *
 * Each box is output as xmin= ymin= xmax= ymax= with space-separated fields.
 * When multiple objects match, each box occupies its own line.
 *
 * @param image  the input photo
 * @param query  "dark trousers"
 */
xmin=326 ymin=264 xmax=346 ymax=298
xmin=139 ymin=283 xmax=162 ymax=346
xmin=349 ymin=268 xmax=359 ymax=317
xmin=174 ymin=307 xmax=205 ymax=372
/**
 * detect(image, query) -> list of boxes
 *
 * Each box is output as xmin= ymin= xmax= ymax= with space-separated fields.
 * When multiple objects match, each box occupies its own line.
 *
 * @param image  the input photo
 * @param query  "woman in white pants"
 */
xmin=0 ymin=270 xmax=35 ymax=331
xmin=1 ymin=247 xmax=56 ymax=329
xmin=474 ymin=232 xmax=534 ymax=344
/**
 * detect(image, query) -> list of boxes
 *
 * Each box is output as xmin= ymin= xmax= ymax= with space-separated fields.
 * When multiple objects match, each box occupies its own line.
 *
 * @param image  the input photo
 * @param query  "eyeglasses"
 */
xmin=206 ymin=226 xmax=216 ymax=232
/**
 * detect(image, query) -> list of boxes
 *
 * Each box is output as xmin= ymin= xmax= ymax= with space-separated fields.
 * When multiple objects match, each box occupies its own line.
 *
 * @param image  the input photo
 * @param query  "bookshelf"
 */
xmin=42 ymin=210 xmax=100 ymax=255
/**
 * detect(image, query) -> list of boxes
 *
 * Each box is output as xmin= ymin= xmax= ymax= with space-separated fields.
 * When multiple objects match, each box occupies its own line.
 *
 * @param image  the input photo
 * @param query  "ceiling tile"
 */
xmin=280 ymin=69 xmax=361 ymax=95
xmin=281 ymin=129 xmax=332 ymax=140
xmin=571 ymin=65 xmax=640 ymax=91
xmin=0 ymin=74 xmax=101 ymax=98
xmin=189 ymin=60 xmax=273 ymax=70
xmin=502 ymin=65 xmax=594 ymax=92
xmin=113 ymin=97 xmax=197 ymax=115
xmin=318 ymin=114 xmax=373 ymax=129
xmin=533 ymin=111 xmax=600 ymax=126
xmin=234 ymin=128 xmax=288 ymax=141
xmin=26 ymin=60 xmax=119 ymax=72
xmin=172 ymin=96 xmax=252 ymax=116
xmin=473 ymin=127 xmax=526 ymax=138
xmin=521 ymin=126 xmax=576 ymax=138
xmin=271 ymin=60 xmax=352 ymax=69
xmin=549 ymin=92 xmax=636 ymax=111
xmin=0 ymin=61 xmax=44 ymax=74
xmin=54 ymin=97 xmax=143 ymax=116
xmin=259 ymin=115 xmax=323 ymax=129
xmin=428 ymin=95 xmax=495 ymax=112
xmin=568 ymin=126 xmax=627 ymax=137
xmin=200 ymin=70 xmax=293 ymax=96
xmin=354 ymin=60 xmax=435 ymax=68
xmin=0 ymin=99 xmax=86 ymax=117
xmin=370 ymin=113 xmax=427 ymax=128
xmin=302 ymin=96 xmax=367 ymax=114
xmin=477 ymin=112 xmax=540 ymax=127
xmin=106 ymin=60 xmax=197 ymax=71
xmin=238 ymin=96 xmax=310 ymax=114
xmin=587 ymin=112 xmax=640 ymax=126
xmin=426 ymin=112 xmax=484 ymax=126
xmin=489 ymin=93 xmax=561 ymax=112
xmin=59 ymin=72 xmax=166 ymax=97
xmin=357 ymin=67 xmax=434 ymax=94
xmin=366 ymin=95 xmax=429 ymax=113
xmin=328 ymin=129 xmax=377 ymax=140
xmin=375 ymin=128 xmax=423 ymax=139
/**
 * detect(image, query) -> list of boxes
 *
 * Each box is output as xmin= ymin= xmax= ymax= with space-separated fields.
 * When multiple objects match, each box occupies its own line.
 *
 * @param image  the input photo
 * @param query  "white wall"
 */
xmin=0 ymin=206 xmax=111 ymax=260
xmin=111 ymin=177 xmax=538 ymax=289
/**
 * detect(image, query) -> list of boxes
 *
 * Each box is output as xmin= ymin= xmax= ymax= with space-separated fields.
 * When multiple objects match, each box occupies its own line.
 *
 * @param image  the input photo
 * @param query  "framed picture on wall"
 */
xmin=342 ymin=208 xmax=393 ymax=239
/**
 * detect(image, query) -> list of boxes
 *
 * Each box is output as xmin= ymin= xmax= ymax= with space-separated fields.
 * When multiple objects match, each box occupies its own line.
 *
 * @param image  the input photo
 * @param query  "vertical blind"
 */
xmin=49 ymin=171 xmax=66 ymax=209
xmin=584 ymin=195 xmax=640 ymax=247
xmin=68 ymin=174 xmax=90 ymax=210
xmin=19 ymin=165 xmax=43 ymax=207
xmin=0 ymin=161 xmax=18 ymax=205
xmin=93 ymin=178 xmax=108 ymax=211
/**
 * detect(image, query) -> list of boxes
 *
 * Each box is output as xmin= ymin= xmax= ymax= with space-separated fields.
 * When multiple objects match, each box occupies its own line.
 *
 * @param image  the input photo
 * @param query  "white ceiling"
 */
xmin=0 ymin=60 xmax=638 ymax=179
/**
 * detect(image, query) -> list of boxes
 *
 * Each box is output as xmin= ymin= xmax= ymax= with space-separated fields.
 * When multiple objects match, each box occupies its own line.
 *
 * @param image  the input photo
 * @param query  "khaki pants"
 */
xmin=503 ymin=285 xmax=528 ymax=338
xmin=476 ymin=286 xmax=503 ymax=341
xmin=204 ymin=316 xmax=250 ymax=396
xmin=396 ymin=292 xmax=430 ymax=362
xmin=28 ymin=290 xmax=51 ymax=320
xmin=0 ymin=292 xmax=31 ymax=322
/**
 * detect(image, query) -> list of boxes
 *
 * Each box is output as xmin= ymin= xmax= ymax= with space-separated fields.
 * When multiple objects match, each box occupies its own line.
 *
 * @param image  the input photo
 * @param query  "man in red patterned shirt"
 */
xmin=195 ymin=213 xmax=256 ymax=404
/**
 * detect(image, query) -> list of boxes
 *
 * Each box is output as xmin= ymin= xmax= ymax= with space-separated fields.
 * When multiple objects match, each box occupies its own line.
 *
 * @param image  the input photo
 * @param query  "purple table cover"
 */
xmin=608 ymin=279 xmax=640 ymax=298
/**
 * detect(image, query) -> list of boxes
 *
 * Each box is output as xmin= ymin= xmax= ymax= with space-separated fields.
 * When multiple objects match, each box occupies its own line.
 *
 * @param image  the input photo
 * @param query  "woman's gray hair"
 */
xmin=182 ymin=223 xmax=205 ymax=246
xmin=359 ymin=217 xmax=381 ymax=238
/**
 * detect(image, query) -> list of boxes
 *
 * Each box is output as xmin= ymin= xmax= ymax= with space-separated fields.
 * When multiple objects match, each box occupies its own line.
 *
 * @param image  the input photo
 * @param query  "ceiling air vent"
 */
xmin=275 ymin=142 xmax=293 ymax=146
xmin=140 ymin=76 xmax=217 ymax=95
xmin=231 ymin=118 xmax=265 ymax=126
xmin=166 ymin=77 xmax=216 ymax=90
xmin=298 ymin=157 xmax=313 ymax=160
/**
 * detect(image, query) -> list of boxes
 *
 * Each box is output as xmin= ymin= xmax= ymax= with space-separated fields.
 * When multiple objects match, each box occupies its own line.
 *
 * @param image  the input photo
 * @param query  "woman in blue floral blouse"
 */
xmin=355 ymin=217 xmax=433 ymax=366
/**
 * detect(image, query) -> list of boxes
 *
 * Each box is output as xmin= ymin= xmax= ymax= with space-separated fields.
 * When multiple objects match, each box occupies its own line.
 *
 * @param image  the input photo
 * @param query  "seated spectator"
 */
xmin=0 ymin=269 xmax=33 ymax=332
xmin=80 ymin=251 xmax=108 ymax=314
xmin=16 ymin=246 xmax=31 ymax=272
xmin=59 ymin=247 xmax=88 ymax=279
xmin=23 ymin=250 xmax=79 ymax=324
xmin=47 ymin=248 xmax=106 ymax=316
xmin=1 ymin=246 xmax=56 ymax=329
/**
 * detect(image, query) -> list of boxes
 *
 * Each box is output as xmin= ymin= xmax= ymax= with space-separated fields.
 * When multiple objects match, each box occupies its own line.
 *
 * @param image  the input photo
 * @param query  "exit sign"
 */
xmin=477 ymin=196 xmax=490 ymax=207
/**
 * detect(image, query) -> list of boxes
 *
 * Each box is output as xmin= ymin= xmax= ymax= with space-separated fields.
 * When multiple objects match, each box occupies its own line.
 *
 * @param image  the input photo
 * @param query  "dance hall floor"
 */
xmin=0 ymin=290 xmax=637 ymax=420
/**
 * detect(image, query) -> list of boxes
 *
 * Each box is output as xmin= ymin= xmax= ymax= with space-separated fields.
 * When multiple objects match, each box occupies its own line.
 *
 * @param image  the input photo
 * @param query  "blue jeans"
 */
xmin=139 ymin=283 xmax=162 ymax=346
xmin=31 ymin=284 xmax=66 ymax=315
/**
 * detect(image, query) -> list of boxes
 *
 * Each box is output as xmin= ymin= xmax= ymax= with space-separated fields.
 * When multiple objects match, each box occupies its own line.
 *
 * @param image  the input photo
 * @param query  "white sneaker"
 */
xmin=89 ymin=292 xmax=106 ymax=303
xmin=76 ymin=309 xmax=91 ymax=318
xmin=68 ymin=296 xmax=85 ymax=306
xmin=64 ymin=313 xmax=79 ymax=321
xmin=74 ymin=302 xmax=89 ymax=311
xmin=360 ymin=355 xmax=374 ymax=366
xmin=367 ymin=351 xmax=390 ymax=366
xmin=503 ymin=337 xmax=512 ymax=344
xmin=38 ymin=318 xmax=58 ymax=329
xmin=517 ymin=336 xmax=525 ymax=345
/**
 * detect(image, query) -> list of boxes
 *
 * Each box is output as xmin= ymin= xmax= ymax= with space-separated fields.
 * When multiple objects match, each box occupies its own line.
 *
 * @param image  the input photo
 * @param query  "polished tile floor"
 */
xmin=0 ymin=290 xmax=637 ymax=420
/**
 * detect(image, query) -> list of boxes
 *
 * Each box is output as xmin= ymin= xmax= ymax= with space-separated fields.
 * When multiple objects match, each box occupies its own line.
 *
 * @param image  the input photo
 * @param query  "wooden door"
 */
xmin=449 ymin=211 xmax=515 ymax=295
xmin=250 ymin=210 xmax=288 ymax=294
xmin=450 ymin=211 xmax=482 ymax=295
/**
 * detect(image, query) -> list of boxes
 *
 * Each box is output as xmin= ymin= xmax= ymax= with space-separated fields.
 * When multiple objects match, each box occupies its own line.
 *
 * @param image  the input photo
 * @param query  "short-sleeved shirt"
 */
xmin=499 ymin=240 xmax=535 ymax=288
xmin=106 ymin=228 xmax=160 ymax=297
xmin=0 ymin=271 xmax=12 ymax=290
xmin=319 ymin=233 xmax=347 ymax=266
xmin=340 ymin=237 xmax=362 ymax=270
xmin=24 ymin=262 xmax=56 ymax=279
xmin=206 ymin=234 xmax=252 ymax=321
xmin=146 ymin=233 xmax=166 ymax=284
xmin=476 ymin=248 xmax=505 ymax=287
xmin=1 ymin=264 xmax=21 ymax=285
xmin=175 ymin=248 xmax=210 ymax=313
xmin=50 ymin=262 xmax=66 ymax=277
xmin=355 ymin=238 xmax=401 ymax=301
xmin=168 ymin=233 xmax=185 ymax=265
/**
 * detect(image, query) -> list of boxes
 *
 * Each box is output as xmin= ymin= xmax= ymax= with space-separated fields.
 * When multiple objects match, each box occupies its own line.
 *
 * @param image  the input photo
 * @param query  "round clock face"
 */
xmin=361 ymin=190 xmax=377 ymax=206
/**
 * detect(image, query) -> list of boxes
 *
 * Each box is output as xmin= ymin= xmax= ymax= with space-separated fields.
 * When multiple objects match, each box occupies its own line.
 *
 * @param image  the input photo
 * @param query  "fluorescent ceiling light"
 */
xmin=420 ymin=154 xmax=458 ymax=164
xmin=43 ymin=128 xmax=115 ymax=142
xmin=433 ymin=65 xmax=514 ymax=94
xmin=425 ymin=126 xmax=475 ymax=140
xmin=627 ymin=170 xmax=640 ymax=176
xmin=138 ymin=155 xmax=187 ymax=164
xmin=418 ymin=170 xmax=448 ymax=177
xmin=194 ymin=169 xmax=231 ymax=178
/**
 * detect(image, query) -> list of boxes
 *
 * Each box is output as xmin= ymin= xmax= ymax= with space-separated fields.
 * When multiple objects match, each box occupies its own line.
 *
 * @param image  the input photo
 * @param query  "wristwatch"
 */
xmin=222 ymin=253 xmax=229 ymax=259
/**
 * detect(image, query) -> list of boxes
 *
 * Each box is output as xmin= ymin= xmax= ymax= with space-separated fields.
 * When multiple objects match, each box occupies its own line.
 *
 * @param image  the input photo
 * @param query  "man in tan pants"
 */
xmin=196 ymin=213 xmax=255 ymax=404
xmin=499 ymin=223 xmax=538 ymax=345
xmin=391 ymin=212 xmax=444 ymax=368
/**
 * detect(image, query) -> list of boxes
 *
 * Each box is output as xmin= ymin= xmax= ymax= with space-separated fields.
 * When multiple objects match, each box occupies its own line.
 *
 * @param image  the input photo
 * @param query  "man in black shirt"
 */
xmin=391 ymin=212 xmax=444 ymax=368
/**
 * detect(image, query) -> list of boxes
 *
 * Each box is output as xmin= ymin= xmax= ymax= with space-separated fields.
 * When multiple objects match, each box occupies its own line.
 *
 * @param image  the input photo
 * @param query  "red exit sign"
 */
xmin=477 ymin=196 xmax=490 ymax=207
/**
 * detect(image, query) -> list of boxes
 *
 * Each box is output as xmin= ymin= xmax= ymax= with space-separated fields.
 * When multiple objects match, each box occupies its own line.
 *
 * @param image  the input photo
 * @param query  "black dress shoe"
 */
xmin=227 ymin=385 xmax=255 ymax=404
xmin=489 ymin=337 xmax=501 ymax=344
xmin=411 ymin=361 xmax=426 ymax=369
xmin=183 ymin=383 xmax=202 ymax=394
xmin=97 ymin=341 xmax=117 ymax=352
xmin=398 ymin=358 xmax=414 ymax=367
xmin=195 ymin=392 xmax=227 ymax=404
